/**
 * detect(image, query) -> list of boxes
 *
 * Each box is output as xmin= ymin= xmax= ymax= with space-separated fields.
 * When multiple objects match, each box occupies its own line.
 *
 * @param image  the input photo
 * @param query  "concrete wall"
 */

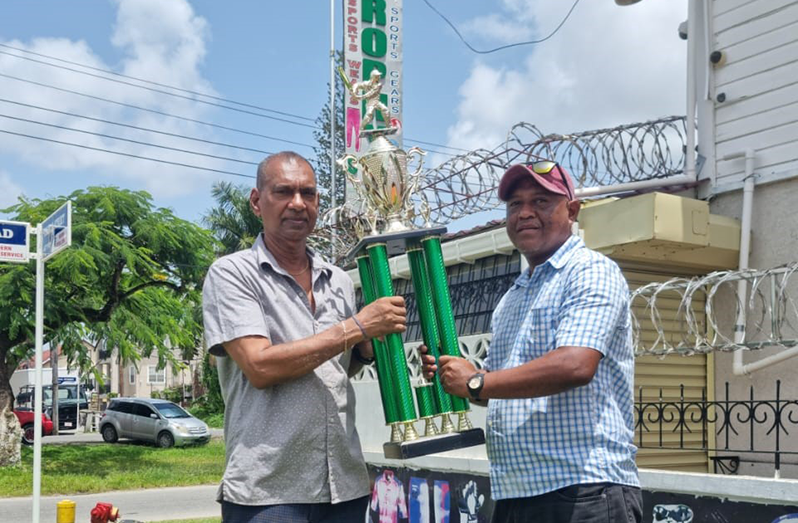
xmin=710 ymin=178 xmax=798 ymax=478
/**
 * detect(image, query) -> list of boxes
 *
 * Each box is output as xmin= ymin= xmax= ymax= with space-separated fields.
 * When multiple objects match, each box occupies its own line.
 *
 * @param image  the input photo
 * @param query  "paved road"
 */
xmin=0 ymin=484 xmax=220 ymax=522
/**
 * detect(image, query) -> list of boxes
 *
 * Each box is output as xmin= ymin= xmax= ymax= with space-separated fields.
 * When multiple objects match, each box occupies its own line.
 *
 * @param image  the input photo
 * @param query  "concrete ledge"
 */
xmin=640 ymin=469 xmax=798 ymax=506
xmin=364 ymin=450 xmax=489 ymax=476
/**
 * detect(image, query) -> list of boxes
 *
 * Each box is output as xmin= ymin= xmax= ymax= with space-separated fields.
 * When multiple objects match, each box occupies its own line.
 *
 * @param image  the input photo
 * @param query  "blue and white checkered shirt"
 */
xmin=484 ymin=234 xmax=639 ymax=500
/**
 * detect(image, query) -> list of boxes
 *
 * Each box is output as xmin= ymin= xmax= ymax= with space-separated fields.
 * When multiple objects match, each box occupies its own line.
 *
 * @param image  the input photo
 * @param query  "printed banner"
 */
xmin=343 ymin=0 xmax=403 ymax=201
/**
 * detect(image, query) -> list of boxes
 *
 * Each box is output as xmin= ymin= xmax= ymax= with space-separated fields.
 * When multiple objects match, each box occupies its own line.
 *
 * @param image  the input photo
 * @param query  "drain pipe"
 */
xmin=729 ymin=149 xmax=798 ymax=377
xmin=730 ymin=149 xmax=756 ymax=376
xmin=685 ymin=0 xmax=699 ymax=183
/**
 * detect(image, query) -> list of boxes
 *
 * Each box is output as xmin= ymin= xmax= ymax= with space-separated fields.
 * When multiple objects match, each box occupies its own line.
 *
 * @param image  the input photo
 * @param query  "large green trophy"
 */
xmin=338 ymin=71 xmax=485 ymax=459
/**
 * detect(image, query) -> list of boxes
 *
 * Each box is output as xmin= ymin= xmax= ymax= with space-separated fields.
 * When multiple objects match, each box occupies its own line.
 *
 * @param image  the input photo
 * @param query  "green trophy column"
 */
xmin=421 ymin=236 xmax=472 ymax=428
xmin=366 ymin=243 xmax=419 ymax=441
xmin=356 ymin=255 xmax=401 ymax=440
xmin=407 ymin=245 xmax=456 ymax=435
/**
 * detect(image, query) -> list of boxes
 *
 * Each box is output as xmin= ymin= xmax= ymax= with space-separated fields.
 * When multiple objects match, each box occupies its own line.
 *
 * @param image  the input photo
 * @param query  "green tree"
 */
xmin=0 ymin=186 xmax=215 ymax=466
xmin=204 ymin=181 xmax=262 ymax=257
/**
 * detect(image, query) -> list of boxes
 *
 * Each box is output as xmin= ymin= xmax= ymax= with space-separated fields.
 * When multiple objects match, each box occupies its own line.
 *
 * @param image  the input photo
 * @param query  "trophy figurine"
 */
xmin=337 ymin=68 xmax=485 ymax=459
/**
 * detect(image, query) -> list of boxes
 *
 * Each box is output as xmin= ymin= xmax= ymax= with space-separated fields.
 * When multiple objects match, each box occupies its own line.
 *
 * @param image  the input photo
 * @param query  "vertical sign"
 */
xmin=0 ymin=220 xmax=30 ymax=263
xmin=343 ymin=0 xmax=404 ymax=200
xmin=41 ymin=201 xmax=71 ymax=262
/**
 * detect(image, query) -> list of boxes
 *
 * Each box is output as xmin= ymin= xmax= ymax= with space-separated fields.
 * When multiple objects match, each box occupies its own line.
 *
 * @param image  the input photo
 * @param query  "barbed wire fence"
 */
xmin=321 ymin=115 xmax=687 ymax=259
xmin=631 ymin=264 xmax=798 ymax=356
xmin=420 ymin=115 xmax=687 ymax=225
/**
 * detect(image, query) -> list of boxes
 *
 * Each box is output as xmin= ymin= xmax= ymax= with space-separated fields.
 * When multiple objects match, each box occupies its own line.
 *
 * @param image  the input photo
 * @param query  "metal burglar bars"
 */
xmin=635 ymin=381 xmax=798 ymax=477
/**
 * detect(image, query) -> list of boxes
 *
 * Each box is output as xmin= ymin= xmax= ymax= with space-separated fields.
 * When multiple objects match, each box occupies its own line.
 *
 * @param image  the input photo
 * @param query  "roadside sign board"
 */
xmin=41 ymin=201 xmax=71 ymax=262
xmin=0 ymin=220 xmax=30 ymax=263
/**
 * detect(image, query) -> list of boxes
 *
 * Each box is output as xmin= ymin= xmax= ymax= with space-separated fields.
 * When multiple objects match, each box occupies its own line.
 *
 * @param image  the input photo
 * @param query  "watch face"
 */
xmin=468 ymin=376 xmax=481 ymax=389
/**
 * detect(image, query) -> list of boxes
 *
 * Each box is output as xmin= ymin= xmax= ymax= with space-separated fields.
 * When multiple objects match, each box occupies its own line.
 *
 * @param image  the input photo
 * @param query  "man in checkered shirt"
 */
xmin=423 ymin=162 xmax=642 ymax=523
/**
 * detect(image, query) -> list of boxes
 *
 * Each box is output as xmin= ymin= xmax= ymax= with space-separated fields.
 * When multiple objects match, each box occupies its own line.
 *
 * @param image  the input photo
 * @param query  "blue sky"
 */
xmin=0 ymin=0 xmax=687 ymax=230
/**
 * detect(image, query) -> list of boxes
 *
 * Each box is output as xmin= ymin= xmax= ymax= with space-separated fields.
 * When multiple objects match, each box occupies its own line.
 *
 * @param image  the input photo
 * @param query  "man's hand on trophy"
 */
xmin=438 ymin=356 xmax=478 ymax=399
xmin=356 ymin=296 xmax=407 ymax=338
xmin=419 ymin=346 xmax=480 ymax=399
xmin=419 ymin=345 xmax=437 ymax=379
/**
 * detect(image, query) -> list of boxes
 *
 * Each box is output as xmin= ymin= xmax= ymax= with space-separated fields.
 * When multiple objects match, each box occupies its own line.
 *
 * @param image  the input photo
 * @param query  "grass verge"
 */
xmin=0 ymin=440 xmax=225 ymax=498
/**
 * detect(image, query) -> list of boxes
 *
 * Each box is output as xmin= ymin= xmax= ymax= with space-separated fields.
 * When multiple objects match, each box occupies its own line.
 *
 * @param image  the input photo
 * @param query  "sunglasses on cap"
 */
xmin=527 ymin=161 xmax=574 ymax=201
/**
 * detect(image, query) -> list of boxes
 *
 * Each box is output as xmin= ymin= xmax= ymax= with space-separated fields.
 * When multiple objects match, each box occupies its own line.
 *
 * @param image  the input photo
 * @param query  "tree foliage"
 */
xmin=0 ymin=186 xmax=215 ymax=465
xmin=203 ymin=181 xmax=262 ymax=257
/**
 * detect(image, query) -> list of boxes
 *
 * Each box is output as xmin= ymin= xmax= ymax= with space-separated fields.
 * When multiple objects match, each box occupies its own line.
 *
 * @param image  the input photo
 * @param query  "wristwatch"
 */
xmin=466 ymin=372 xmax=485 ymax=401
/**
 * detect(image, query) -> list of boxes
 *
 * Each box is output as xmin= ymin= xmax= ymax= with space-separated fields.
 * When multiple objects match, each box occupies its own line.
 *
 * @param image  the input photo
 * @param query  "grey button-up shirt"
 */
xmin=202 ymin=234 xmax=369 ymax=506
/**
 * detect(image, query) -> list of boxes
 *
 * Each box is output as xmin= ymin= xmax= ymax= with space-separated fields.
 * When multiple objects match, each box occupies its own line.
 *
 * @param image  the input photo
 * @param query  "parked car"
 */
xmin=99 ymin=397 xmax=210 ymax=448
xmin=16 ymin=384 xmax=89 ymax=431
xmin=13 ymin=409 xmax=54 ymax=445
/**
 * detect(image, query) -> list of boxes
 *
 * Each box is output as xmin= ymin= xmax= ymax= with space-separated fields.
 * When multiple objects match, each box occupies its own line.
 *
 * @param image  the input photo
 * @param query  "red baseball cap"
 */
xmin=498 ymin=162 xmax=577 ymax=201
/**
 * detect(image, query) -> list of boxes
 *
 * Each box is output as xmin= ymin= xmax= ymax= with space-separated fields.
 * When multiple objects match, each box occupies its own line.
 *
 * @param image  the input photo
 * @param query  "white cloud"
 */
xmin=0 ymin=171 xmax=23 ymax=209
xmin=447 ymin=0 xmax=688 ymax=153
xmin=461 ymin=13 xmax=534 ymax=46
xmin=0 ymin=0 xmax=228 ymax=197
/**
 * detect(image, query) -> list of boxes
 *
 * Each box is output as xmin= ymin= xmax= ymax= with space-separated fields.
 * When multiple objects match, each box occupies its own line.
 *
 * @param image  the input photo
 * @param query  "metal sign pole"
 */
xmin=32 ymin=223 xmax=44 ymax=523
xmin=76 ymin=367 xmax=81 ymax=431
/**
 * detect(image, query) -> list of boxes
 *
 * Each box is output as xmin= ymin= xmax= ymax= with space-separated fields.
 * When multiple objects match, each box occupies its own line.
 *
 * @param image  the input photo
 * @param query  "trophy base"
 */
xmin=349 ymin=226 xmax=448 ymax=261
xmin=382 ymin=428 xmax=485 ymax=460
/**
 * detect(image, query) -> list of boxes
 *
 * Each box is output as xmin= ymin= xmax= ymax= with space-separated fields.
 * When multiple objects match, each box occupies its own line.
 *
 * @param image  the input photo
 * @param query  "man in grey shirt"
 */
xmin=203 ymin=151 xmax=406 ymax=523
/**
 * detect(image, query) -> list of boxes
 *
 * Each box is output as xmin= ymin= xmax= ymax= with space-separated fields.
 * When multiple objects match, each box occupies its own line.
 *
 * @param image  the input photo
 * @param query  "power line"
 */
xmin=0 ymin=49 xmax=316 ymax=129
xmin=0 ymin=97 xmax=301 ymax=154
xmin=0 ymin=45 xmax=467 ymax=156
xmin=0 ymin=42 xmax=316 ymax=122
xmin=406 ymin=138 xmax=471 ymax=153
xmin=422 ymin=0 xmax=582 ymax=54
xmin=0 ymin=74 xmax=463 ymax=161
xmin=0 ymin=127 xmax=255 ymax=179
xmin=0 ymin=73 xmax=318 ymax=149
xmin=0 ymin=113 xmax=262 ymax=166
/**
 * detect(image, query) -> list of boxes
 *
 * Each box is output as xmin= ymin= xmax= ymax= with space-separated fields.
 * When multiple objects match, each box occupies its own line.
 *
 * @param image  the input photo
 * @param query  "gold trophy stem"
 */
xmin=422 ymin=417 xmax=440 ymax=437
xmin=403 ymin=421 xmax=420 ymax=442
xmin=456 ymin=411 xmax=473 ymax=432
xmin=389 ymin=423 xmax=403 ymax=443
xmin=439 ymin=414 xmax=456 ymax=434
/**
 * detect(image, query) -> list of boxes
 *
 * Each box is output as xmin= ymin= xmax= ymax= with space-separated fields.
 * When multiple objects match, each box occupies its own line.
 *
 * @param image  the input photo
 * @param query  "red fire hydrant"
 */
xmin=90 ymin=502 xmax=121 ymax=523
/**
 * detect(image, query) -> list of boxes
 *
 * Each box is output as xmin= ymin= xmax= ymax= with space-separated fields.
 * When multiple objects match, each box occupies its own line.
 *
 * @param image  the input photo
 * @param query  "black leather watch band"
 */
xmin=467 ymin=372 xmax=485 ymax=401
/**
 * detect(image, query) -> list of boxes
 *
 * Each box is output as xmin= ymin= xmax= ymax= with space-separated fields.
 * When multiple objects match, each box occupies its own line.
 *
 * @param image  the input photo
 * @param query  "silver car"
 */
xmin=100 ymin=397 xmax=210 ymax=448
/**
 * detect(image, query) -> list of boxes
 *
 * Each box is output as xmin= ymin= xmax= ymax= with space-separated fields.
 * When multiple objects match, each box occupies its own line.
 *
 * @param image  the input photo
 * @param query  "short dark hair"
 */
xmin=256 ymin=151 xmax=314 ymax=191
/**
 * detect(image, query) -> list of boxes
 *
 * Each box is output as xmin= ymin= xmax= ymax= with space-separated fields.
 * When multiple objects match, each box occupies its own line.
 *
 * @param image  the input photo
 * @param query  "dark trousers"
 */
xmin=491 ymin=483 xmax=642 ymax=523
xmin=221 ymin=495 xmax=368 ymax=523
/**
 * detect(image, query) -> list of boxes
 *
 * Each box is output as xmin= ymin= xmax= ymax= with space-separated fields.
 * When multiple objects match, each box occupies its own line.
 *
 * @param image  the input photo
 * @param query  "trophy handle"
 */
xmin=337 ymin=154 xmax=358 ymax=177
xmin=338 ymin=154 xmax=371 ymax=203
xmin=405 ymin=147 xmax=427 ymax=193
xmin=418 ymin=194 xmax=432 ymax=228
xmin=406 ymin=147 xmax=427 ymax=177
